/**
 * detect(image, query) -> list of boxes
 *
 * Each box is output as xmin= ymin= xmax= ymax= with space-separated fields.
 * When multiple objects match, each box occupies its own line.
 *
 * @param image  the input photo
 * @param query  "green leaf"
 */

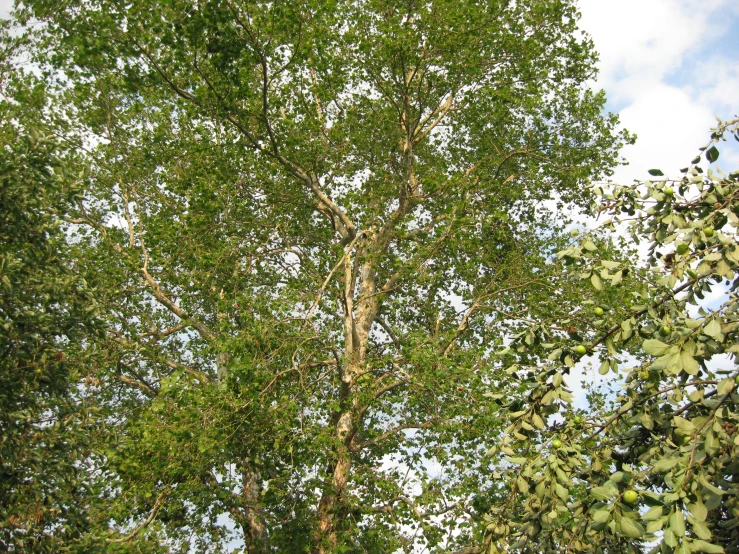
xmin=692 ymin=520 xmax=711 ymax=540
xmin=703 ymin=318 xmax=723 ymax=339
xmin=592 ymin=509 xmax=611 ymax=523
xmin=642 ymin=506 xmax=663 ymax=521
xmin=689 ymin=499 xmax=708 ymax=523
xmin=591 ymin=273 xmax=603 ymax=291
xmin=643 ymin=339 xmax=670 ymax=356
xmin=618 ymin=517 xmax=644 ymax=538
xmin=706 ymin=146 xmax=719 ymax=163
xmin=669 ymin=510 xmax=686 ymax=537
xmin=652 ymin=457 xmax=680 ymax=472
xmin=648 ymin=169 xmax=664 ymax=176
xmin=717 ymin=378 xmax=735 ymax=396
xmin=591 ymin=486 xmax=614 ymax=501
xmin=680 ymin=351 xmax=700 ymax=375
xmin=693 ymin=540 xmax=724 ymax=553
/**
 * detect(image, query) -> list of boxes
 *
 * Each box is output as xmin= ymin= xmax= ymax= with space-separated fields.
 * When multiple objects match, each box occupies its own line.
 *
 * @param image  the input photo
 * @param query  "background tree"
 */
xmin=0 ymin=64 xmax=104 ymax=550
xmin=484 ymin=118 xmax=739 ymax=554
xmin=5 ymin=0 xmax=631 ymax=552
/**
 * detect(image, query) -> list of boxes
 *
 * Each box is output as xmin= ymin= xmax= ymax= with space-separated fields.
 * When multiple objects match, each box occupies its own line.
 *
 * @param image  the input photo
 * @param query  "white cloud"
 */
xmin=577 ymin=1 xmax=739 ymax=183
xmin=579 ymin=0 xmax=734 ymax=104
xmin=613 ymin=83 xmax=716 ymax=181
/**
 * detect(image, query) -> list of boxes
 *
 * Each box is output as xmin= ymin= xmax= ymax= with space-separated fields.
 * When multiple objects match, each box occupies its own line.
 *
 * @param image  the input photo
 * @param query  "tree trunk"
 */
xmin=242 ymin=466 xmax=267 ymax=553
xmin=313 ymin=256 xmax=379 ymax=553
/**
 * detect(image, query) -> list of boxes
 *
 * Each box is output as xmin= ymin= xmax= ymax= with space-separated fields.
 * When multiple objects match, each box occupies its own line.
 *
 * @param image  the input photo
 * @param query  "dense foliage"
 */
xmin=6 ymin=3 xmax=737 ymax=554
xmin=484 ymin=117 xmax=739 ymax=554
xmin=0 ymin=82 xmax=102 ymax=550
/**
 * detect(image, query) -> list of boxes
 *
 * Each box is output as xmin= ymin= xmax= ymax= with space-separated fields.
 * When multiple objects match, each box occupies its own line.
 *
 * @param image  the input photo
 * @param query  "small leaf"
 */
xmin=689 ymin=499 xmax=708 ymax=523
xmin=692 ymin=520 xmax=711 ymax=540
xmin=680 ymin=351 xmax=700 ymax=375
xmin=591 ymin=486 xmax=613 ymax=501
xmin=652 ymin=457 xmax=680 ymax=472
xmin=592 ymin=509 xmax=610 ymax=523
xmin=591 ymin=273 xmax=602 ymax=291
xmin=703 ymin=318 xmax=723 ymax=339
xmin=693 ymin=540 xmax=724 ymax=553
xmin=648 ymin=169 xmax=664 ymax=176
xmin=642 ymin=506 xmax=663 ymax=521
xmin=669 ymin=510 xmax=686 ymax=537
xmin=673 ymin=416 xmax=696 ymax=434
xmin=717 ymin=378 xmax=735 ymax=396
xmin=706 ymin=146 xmax=719 ymax=163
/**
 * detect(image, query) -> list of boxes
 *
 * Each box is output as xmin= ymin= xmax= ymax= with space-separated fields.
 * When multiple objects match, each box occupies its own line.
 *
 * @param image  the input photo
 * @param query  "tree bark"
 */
xmin=313 ymin=254 xmax=380 ymax=554
xmin=242 ymin=466 xmax=267 ymax=553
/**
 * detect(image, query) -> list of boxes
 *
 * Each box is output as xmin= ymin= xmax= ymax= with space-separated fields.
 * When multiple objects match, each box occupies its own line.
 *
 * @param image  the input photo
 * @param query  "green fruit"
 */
xmin=663 ymin=186 xmax=674 ymax=196
xmin=639 ymin=371 xmax=649 ymax=380
xmin=623 ymin=490 xmax=639 ymax=504
xmin=594 ymin=307 xmax=604 ymax=316
xmin=552 ymin=439 xmax=563 ymax=449
xmin=575 ymin=345 xmax=587 ymax=355
xmin=735 ymin=375 xmax=739 ymax=385
xmin=704 ymin=227 xmax=715 ymax=237
xmin=659 ymin=325 xmax=671 ymax=337
xmin=573 ymin=416 xmax=582 ymax=424
xmin=683 ymin=435 xmax=691 ymax=445
xmin=676 ymin=244 xmax=689 ymax=255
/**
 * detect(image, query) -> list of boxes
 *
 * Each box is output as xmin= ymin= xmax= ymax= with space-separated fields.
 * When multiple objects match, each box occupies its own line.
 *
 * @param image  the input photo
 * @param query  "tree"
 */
xmin=4 ymin=0 xmax=631 ymax=552
xmin=0 ymin=68 xmax=103 ymax=550
xmin=484 ymin=117 xmax=739 ymax=554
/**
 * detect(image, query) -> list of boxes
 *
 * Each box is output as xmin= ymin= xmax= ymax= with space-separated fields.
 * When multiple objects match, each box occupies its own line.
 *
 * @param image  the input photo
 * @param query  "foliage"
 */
xmin=485 ymin=118 xmax=739 ymax=554
xmin=0 ymin=0 xmax=638 ymax=552
xmin=0 ymin=80 xmax=103 ymax=550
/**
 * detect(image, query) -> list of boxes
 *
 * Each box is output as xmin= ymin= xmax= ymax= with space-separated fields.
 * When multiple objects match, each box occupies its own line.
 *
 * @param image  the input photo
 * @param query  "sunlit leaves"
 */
xmin=484 ymin=117 xmax=739 ymax=554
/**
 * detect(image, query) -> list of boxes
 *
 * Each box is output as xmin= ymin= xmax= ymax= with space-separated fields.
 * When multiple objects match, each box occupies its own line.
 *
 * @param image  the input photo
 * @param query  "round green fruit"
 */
xmin=735 ymin=375 xmax=739 ymax=385
xmin=659 ymin=325 xmax=671 ymax=337
xmin=594 ymin=307 xmax=604 ymax=316
xmin=552 ymin=439 xmax=563 ymax=449
xmin=623 ymin=490 xmax=639 ymax=504
xmin=575 ymin=345 xmax=587 ymax=355
xmin=573 ymin=416 xmax=583 ymax=424
xmin=704 ymin=227 xmax=715 ymax=237
xmin=663 ymin=187 xmax=674 ymax=196
xmin=639 ymin=371 xmax=649 ymax=380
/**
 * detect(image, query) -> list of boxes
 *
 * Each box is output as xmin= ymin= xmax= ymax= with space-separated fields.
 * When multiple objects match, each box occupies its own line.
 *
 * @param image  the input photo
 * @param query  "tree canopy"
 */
xmin=4 ymin=2 xmax=737 ymax=554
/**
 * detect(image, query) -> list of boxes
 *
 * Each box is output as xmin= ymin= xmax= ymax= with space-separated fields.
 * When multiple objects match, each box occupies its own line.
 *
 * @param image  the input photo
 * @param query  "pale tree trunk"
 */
xmin=242 ymin=466 xmax=267 ymax=553
xmin=314 ymin=253 xmax=379 ymax=554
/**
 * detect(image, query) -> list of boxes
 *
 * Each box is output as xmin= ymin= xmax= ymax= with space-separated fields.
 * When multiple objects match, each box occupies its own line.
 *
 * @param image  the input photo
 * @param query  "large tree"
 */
xmin=4 ymin=1 xmax=630 ymax=552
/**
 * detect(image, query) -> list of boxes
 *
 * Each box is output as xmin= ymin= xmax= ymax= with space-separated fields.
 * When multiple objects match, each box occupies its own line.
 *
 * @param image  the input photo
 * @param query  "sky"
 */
xmin=578 ymin=0 xmax=739 ymax=181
